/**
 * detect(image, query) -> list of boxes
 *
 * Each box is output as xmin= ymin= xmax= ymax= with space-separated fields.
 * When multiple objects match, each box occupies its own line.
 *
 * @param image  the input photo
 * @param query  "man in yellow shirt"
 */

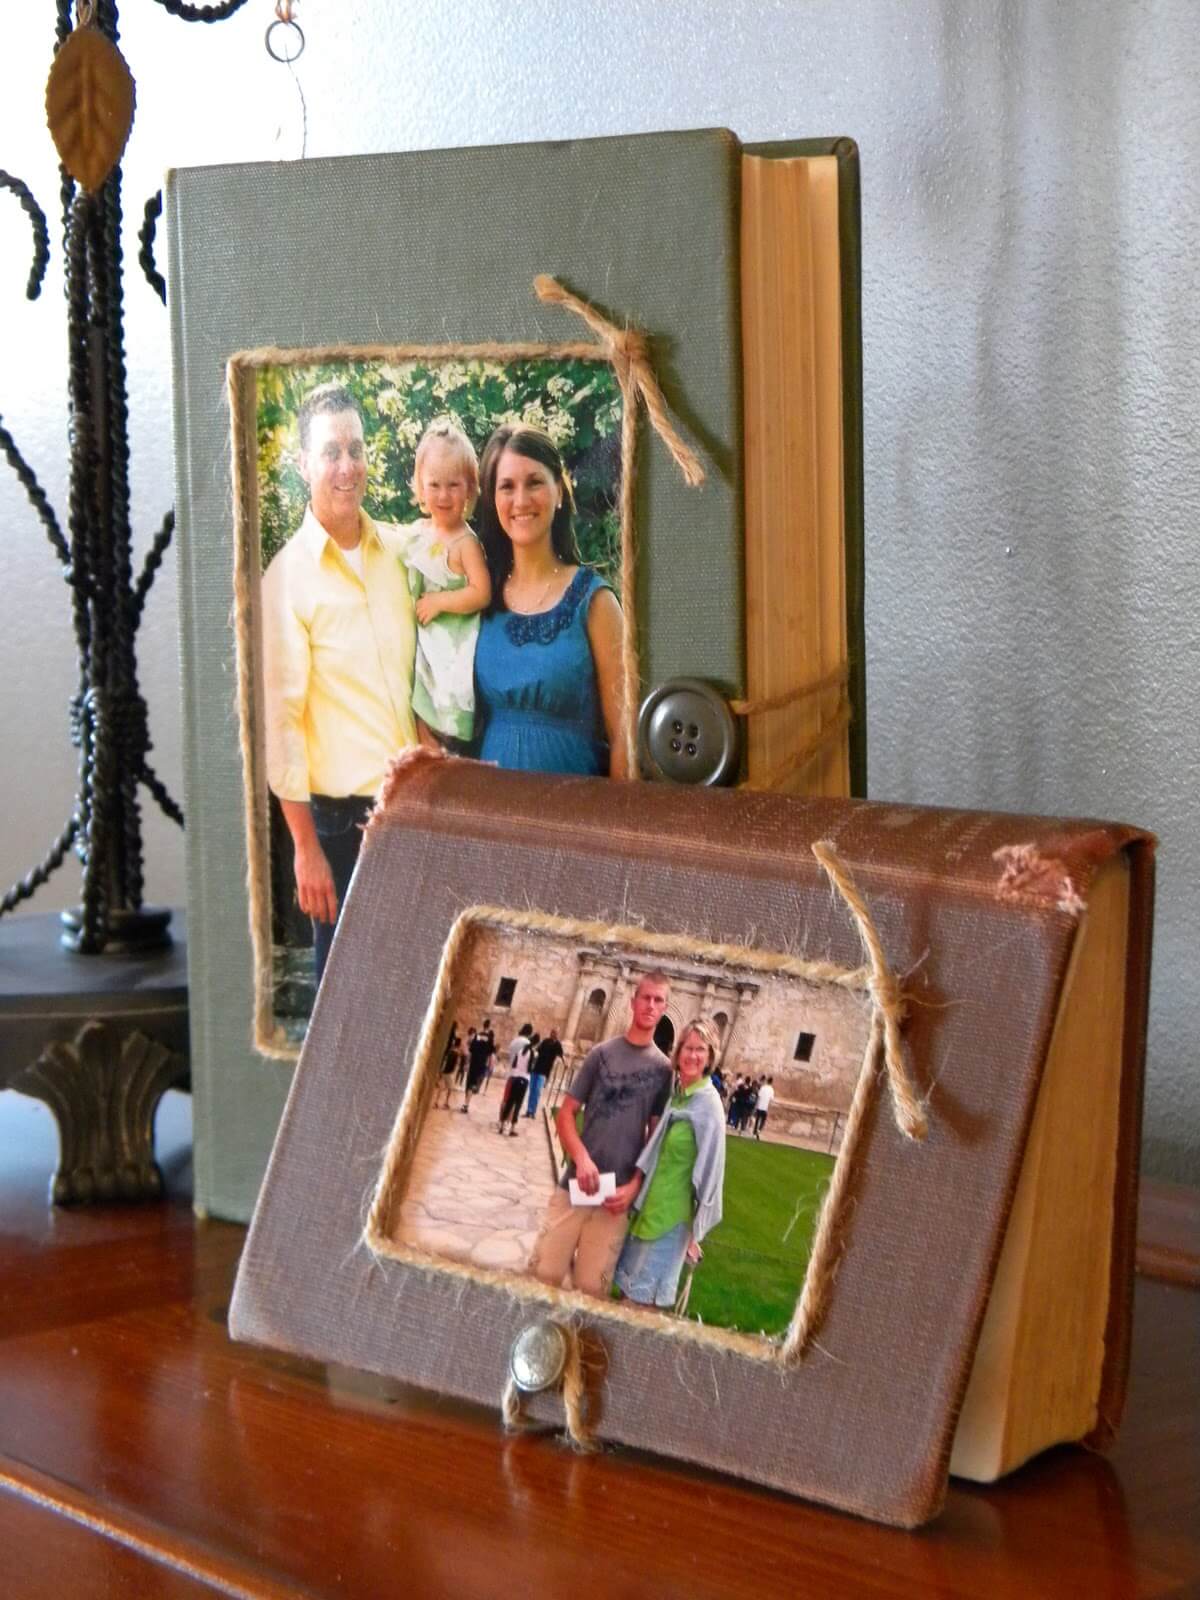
xmin=261 ymin=382 xmax=418 ymax=981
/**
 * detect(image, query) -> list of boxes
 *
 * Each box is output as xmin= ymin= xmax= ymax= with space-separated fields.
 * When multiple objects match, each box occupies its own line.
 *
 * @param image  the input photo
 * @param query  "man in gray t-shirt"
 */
xmin=529 ymin=973 xmax=672 ymax=1299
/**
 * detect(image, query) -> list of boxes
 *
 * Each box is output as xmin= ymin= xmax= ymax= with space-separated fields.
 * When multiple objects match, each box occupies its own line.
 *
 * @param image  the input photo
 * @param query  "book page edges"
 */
xmin=950 ymin=852 xmax=1131 ymax=1480
xmin=741 ymin=152 xmax=848 ymax=796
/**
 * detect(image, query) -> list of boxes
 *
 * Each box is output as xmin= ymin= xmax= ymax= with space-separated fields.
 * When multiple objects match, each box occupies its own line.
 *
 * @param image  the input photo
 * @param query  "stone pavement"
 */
xmin=389 ymin=1082 xmax=558 ymax=1273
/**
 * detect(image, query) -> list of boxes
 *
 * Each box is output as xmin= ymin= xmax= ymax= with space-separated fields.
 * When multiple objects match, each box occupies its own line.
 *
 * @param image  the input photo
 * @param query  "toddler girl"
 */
xmin=401 ymin=418 xmax=491 ymax=744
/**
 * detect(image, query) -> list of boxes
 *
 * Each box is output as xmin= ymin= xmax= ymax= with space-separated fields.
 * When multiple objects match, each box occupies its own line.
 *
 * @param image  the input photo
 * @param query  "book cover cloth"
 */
xmin=167 ymin=129 xmax=751 ymax=1219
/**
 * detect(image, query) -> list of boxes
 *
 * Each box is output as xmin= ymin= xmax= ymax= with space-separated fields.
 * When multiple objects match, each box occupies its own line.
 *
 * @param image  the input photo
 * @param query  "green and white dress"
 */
xmin=399 ymin=524 xmax=481 ymax=743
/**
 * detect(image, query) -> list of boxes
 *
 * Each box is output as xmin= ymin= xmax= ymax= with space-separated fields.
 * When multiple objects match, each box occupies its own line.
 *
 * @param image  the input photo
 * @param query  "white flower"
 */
xmin=433 ymin=361 xmax=469 ymax=399
xmin=545 ymin=407 xmax=575 ymax=445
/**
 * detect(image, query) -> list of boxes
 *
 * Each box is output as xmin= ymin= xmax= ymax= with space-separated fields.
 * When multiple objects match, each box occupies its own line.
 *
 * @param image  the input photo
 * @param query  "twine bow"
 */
xmin=533 ymin=274 xmax=705 ymax=487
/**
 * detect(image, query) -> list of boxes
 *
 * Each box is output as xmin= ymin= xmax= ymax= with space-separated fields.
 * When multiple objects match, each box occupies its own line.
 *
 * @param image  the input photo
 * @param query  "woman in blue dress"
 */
xmin=473 ymin=424 xmax=628 ymax=778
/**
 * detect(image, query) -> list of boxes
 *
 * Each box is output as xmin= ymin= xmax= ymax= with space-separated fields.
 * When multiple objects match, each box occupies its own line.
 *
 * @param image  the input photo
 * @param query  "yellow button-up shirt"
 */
xmin=261 ymin=506 xmax=418 ymax=802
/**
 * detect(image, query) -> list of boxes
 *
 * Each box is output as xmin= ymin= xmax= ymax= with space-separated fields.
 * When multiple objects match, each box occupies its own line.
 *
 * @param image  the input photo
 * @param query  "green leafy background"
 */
xmin=256 ymin=356 xmax=624 ymax=578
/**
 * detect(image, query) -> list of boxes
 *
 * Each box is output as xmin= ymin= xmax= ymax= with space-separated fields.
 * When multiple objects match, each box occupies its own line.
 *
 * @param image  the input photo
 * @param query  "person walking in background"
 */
xmin=753 ymin=1076 xmax=775 ymax=1140
xmin=461 ymin=1019 xmax=495 ymax=1112
xmin=434 ymin=1023 xmax=461 ymax=1109
xmin=506 ymin=1022 xmax=534 ymax=1077
xmin=478 ymin=1016 xmax=497 ymax=1092
xmin=526 ymin=1028 xmax=563 ymax=1118
xmin=455 ymin=1027 xmax=474 ymax=1088
xmin=733 ymin=1077 xmax=755 ymax=1133
xmin=498 ymin=1030 xmax=533 ymax=1136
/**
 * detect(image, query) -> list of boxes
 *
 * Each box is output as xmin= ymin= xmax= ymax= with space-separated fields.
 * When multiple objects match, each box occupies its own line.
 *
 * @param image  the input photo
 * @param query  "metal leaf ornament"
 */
xmin=45 ymin=21 xmax=136 ymax=193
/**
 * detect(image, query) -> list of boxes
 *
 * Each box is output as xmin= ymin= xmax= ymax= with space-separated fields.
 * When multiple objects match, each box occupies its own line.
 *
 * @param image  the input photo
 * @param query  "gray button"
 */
xmin=509 ymin=1321 xmax=569 ymax=1393
xmin=638 ymin=679 xmax=740 ymax=786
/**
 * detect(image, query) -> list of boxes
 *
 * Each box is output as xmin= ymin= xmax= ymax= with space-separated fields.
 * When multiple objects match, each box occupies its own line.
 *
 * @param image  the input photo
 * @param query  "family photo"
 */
xmin=385 ymin=918 xmax=871 ymax=1339
xmin=248 ymin=356 xmax=627 ymax=1042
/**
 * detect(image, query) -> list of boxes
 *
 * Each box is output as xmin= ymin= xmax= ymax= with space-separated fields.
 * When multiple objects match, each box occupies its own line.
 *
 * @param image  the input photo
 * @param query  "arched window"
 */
xmin=712 ymin=1011 xmax=729 ymax=1036
xmin=578 ymin=987 xmax=607 ymax=1043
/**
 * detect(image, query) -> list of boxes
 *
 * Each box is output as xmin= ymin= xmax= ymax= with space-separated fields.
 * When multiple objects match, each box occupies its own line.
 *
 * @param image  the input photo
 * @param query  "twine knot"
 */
xmin=867 ymin=966 xmax=905 ymax=1020
xmin=812 ymin=840 xmax=927 ymax=1143
xmin=607 ymin=325 xmax=650 ymax=376
xmin=533 ymin=274 xmax=705 ymax=488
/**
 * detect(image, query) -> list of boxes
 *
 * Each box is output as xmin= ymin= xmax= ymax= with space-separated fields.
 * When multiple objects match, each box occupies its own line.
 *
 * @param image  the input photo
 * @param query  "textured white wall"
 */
xmin=1 ymin=0 xmax=1196 ymax=1181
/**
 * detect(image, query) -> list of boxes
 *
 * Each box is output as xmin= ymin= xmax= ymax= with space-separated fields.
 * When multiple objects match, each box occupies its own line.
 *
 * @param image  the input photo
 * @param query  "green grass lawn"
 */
xmin=685 ymin=1138 xmax=835 ymax=1338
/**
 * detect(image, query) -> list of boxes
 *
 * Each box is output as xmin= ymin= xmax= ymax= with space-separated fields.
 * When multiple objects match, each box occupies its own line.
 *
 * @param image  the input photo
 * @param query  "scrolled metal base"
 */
xmin=13 ymin=1018 xmax=187 ymax=1205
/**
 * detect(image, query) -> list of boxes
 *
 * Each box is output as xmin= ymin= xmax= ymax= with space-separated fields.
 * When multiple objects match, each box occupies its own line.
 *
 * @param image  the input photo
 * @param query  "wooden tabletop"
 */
xmin=1 ymin=1092 xmax=1196 ymax=1599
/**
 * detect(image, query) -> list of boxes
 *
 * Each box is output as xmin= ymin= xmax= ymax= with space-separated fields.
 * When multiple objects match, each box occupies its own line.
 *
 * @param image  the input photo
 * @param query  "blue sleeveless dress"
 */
xmin=474 ymin=566 xmax=613 ymax=776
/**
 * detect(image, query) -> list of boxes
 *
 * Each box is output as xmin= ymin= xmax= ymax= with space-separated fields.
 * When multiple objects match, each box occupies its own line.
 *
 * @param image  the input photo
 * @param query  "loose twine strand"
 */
xmin=782 ymin=843 xmax=926 ymax=1361
xmin=501 ymin=1324 xmax=598 ymax=1452
xmin=734 ymin=667 xmax=853 ymax=791
xmin=729 ymin=662 xmax=848 ymax=719
xmin=744 ymin=700 xmax=853 ymax=794
xmin=781 ymin=1010 xmax=882 ymax=1362
xmin=811 ymin=839 xmax=926 ymax=1143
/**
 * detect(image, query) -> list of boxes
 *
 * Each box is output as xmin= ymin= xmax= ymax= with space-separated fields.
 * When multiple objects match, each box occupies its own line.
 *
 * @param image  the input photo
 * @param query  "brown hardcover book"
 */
xmin=228 ymin=759 xmax=1153 ymax=1526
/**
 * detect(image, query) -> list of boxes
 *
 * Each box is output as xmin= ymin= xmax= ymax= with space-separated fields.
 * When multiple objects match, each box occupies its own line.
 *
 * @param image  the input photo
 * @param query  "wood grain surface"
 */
xmin=0 ymin=1091 xmax=1196 ymax=1598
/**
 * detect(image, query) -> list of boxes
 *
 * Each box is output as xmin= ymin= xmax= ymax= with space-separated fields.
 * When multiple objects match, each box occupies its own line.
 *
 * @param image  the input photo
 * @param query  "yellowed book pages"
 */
xmin=951 ymin=855 xmax=1130 ymax=1481
xmin=741 ymin=153 xmax=848 ymax=796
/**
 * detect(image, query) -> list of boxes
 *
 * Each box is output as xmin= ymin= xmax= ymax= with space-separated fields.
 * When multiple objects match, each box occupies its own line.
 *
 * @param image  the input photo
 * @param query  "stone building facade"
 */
xmin=448 ymin=920 xmax=870 ymax=1143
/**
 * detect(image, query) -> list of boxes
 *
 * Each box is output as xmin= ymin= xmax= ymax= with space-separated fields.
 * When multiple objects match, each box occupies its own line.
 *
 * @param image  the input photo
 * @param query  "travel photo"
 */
xmin=382 ymin=916 xmax=871 ymax=1340
xmin=241 ymin=354 xmax=627 ymax=1046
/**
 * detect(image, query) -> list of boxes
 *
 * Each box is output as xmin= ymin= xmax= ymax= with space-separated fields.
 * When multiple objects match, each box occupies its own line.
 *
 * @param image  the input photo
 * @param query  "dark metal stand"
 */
xmin=0 ymin=911 xmax=189 ymax=1204
xmin=0 ymin=0 xmax=249 ymax=1199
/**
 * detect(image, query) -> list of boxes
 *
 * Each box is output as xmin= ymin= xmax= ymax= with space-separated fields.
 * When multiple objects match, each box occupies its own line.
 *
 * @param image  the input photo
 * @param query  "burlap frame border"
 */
xmin=363 ymin=903 xmax=885 ymax=1367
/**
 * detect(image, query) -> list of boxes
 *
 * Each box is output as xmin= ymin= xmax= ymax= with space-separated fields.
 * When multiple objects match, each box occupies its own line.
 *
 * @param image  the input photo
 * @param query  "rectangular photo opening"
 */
xmin=234 ymin=353 xmax=627 ymax=1052
xmin=370 ymin=912 xmax=873 ymax=1346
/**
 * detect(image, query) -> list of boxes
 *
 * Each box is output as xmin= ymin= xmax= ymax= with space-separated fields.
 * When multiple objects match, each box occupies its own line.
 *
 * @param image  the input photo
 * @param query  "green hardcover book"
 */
xmin=166 ymin=127 xmax=864 ymax=1221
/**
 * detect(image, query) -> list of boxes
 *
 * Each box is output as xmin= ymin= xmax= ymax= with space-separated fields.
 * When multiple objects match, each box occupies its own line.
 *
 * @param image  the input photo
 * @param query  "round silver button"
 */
xmin=509 ymin=1321 xmax=569 ymax=1394
xmin=638 ymin=679 xmax=740 ymax=786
